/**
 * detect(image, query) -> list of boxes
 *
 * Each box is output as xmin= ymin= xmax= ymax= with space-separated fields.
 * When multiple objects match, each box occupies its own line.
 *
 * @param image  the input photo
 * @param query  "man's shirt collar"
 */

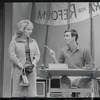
xmin=67 ymin=45 xmax=80 ymax=54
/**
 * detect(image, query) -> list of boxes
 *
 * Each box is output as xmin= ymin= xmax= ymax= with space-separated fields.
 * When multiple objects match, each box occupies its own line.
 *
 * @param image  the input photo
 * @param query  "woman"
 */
xmin=49 ymin=29 xmax=94 ymax=97
xmin=9 ymin=20 xmax=40 ymax=97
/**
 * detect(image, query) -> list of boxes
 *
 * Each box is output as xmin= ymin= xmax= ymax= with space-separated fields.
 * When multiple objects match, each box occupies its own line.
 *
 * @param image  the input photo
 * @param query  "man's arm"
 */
xmin=49 ymin=49 xmax=59 ymax=63
xmin=82 ymin=48 xmax=94 ymax=70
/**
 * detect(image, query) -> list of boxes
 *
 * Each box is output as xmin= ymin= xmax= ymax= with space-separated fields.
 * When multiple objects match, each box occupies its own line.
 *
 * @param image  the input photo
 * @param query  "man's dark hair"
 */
xmin=64 ymin=29 xmax=78 ymax=43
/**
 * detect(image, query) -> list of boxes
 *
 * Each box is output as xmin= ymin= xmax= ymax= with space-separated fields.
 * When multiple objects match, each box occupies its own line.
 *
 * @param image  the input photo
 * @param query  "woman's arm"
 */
xmin=32 ymin=40 xmax=40 ymax=66
xmin=8 ymin=40 xmax=23 ymax=70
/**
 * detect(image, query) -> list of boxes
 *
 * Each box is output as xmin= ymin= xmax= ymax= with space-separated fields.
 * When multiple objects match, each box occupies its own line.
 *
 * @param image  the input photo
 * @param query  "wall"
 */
xmin=0 ymin=3 xmax=5 ymax=97
xmin=93 ymin=15 xmax=100 ymax=68
xmin=12 ymin=3 xmax=32 ymax=36
xmin=3 ymin=3 xmax=32 ymax=97
xmin=3 ymin=3 xmax=13 ymax=97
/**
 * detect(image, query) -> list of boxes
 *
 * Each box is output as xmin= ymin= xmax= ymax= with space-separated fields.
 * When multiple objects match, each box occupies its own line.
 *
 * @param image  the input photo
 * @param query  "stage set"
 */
xmin=1 ymin=2 xmax=100 ymax=98
xmin=38 ymin=64 xmax=100 ymax=98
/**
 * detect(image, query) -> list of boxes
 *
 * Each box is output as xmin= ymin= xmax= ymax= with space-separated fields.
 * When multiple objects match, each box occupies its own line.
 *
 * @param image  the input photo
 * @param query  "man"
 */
xmin=49 ymin=29 xmax=94 ymax=97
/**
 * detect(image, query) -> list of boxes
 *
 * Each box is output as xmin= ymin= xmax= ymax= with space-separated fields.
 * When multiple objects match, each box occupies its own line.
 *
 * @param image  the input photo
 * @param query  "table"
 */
xmin=40 ymin=68 xmax=100 ymax=97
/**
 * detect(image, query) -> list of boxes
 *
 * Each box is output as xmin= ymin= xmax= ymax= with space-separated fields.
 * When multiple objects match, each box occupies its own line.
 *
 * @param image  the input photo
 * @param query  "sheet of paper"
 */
xmin=48 ymin=63 xmax=68 ymax=70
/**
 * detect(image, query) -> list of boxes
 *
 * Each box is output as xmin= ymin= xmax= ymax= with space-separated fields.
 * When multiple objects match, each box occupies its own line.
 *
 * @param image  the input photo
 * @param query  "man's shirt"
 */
xmin=58 ymin=45 xmax=93 ymax=69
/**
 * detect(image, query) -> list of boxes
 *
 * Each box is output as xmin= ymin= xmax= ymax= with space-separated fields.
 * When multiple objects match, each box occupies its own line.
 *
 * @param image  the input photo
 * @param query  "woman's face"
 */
xmin=64 ymin=32 xmax=75 ymax=45
xmin=24 ymin=25 xmax=33 ymax=38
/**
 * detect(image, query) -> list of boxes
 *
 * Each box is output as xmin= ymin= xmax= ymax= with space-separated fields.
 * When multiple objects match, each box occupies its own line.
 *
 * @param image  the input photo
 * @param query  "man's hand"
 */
xmin=96 ymin=67 xmax=100 ymax=70
xmin=82 ymin=63 xmax=94 ymax=70
xmin=49 ymin=49 xmax=59 ymax=63
xmin=49 ymin=49 xmax=56 ymax=59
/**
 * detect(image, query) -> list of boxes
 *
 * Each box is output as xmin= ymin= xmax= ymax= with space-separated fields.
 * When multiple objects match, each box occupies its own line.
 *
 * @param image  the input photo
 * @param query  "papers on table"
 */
xmin=48 ymin=63 xmax=68 ymax=70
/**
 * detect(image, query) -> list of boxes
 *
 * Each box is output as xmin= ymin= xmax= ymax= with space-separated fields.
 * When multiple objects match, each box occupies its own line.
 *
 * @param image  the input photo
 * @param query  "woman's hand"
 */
xmin=24 ymin=64 xmax=34 ymax=74
xmin=32 ymin=59 xmax=37 ymax=67
xmin=18 ymin=62 xmax=24 ymax=70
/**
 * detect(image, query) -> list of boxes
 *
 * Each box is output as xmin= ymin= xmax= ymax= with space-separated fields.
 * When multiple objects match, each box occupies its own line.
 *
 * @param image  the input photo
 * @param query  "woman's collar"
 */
xmin=15 ymin=37 xmax=33 ymax=43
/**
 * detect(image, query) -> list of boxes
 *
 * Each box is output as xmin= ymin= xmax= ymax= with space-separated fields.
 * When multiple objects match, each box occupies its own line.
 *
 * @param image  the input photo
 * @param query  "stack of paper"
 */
xmin=48 ymin=63 xmax=68 ymax=70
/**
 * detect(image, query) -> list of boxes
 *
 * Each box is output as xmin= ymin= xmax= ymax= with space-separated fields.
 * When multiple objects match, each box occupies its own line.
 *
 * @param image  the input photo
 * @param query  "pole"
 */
xmin=89 ymin=2 xmax=95 ymax=62
xmin=67 ymin=2 xmax=71 ymax=29
xmin=89 ymin=2 xmax=96 ymax=98
xmin=42 ymin=3 xmax=51 ymax=66
xmin=43 ymin=25 xmax=49 ymax=65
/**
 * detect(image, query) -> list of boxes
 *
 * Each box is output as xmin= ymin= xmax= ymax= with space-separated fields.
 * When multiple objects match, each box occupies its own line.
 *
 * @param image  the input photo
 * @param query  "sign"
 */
xmin=34 ymin=2 xmax=100 ymax=25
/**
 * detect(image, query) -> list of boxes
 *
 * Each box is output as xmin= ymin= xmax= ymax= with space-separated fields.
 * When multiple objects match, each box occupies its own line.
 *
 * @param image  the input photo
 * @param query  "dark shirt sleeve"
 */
xmin=83 ymin=48 xmax=93 ymax=65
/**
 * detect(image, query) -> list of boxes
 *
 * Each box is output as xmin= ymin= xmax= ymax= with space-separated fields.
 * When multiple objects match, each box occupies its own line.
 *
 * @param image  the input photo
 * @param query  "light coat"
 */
xmin=9 ymin=37 xmax=40 ymax=97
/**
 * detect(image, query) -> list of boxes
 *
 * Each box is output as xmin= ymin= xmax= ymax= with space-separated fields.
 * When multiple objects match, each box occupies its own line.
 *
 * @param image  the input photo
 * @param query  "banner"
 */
xmin=90 ymin=2 xmax=100 ymax=17
xmin=70 ymin=2 xmax=89 ymax=24
xmin=34 ymin=2 xmax=100 ymax=26
xmin=34 ymin=3 xmax=69 ymax=25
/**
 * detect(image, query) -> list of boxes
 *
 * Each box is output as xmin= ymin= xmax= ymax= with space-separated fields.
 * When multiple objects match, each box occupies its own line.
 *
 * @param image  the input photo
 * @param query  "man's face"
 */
xmin=64 ymin=32 xmax=75 ymax=45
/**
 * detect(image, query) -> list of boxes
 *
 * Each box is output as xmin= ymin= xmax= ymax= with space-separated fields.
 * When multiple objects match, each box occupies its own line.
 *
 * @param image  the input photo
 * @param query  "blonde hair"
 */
xmin=12 ymin=20 xmax=33 ymax=40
